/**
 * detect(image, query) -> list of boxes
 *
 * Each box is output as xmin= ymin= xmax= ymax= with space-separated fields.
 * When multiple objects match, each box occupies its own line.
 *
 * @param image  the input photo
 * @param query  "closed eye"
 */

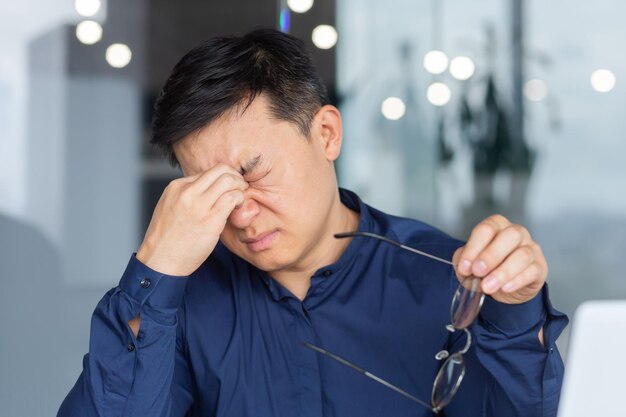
xmin=246 ymin=169 xmax=271 ymax=184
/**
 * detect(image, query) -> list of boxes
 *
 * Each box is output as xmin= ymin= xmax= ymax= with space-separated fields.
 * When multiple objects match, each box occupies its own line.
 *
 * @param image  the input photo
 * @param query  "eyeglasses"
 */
xmin=303 ymin=231 xmax=486 ymax=414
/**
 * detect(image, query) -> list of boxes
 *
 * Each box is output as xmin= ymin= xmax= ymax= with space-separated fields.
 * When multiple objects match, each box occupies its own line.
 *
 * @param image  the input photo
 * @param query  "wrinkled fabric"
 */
xmin=58 ymin=189 xmax=568 ymax=417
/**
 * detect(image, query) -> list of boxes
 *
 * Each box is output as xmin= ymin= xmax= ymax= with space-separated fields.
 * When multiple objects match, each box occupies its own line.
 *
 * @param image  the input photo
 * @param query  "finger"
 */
xmin=210 ymin=189 xmax=246 ymax=222
xmin=177 ymin=166 xmax=220 ymax=183
xmin=178 ymin=172 xmax=202 ymax=183
xmin=452 ymin=246 xmax=463 ymax=271
xmin=458 ymin=215 xmax=511 ymax=276
xmin=481 ymin=244 xmax=536 ymax=294
xmin=500 ymin=262 xmax=544 ymax=294
xmin=472 ymin=224 xmax=531 ymax=278
xmin=201 ymin=172 xmax=249 ymax=208
xmin=191 ymin=163 xmax=244 ymax=191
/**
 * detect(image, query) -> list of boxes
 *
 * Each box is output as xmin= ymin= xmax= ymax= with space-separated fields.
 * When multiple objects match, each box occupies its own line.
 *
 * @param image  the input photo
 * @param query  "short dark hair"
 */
xmin=150 ymin=29 xmax=330 ymax=166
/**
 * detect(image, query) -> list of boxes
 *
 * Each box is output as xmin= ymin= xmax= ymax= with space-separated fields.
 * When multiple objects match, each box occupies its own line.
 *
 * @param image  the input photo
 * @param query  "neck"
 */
xmin=269 ymin=190 xmax=360 ymax=300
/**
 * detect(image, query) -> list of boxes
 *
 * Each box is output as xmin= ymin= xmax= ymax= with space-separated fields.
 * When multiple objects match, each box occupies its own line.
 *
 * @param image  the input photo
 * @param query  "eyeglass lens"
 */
xmin=332 ymin=231 xmax=486 ymax=412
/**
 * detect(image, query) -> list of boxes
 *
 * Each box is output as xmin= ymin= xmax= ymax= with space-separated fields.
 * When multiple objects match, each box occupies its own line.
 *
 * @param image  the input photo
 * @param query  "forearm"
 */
xmin=57 ymin=255 xmax=189 ymax=417
xmin=472 ymin=286 xmax=568 ymax=417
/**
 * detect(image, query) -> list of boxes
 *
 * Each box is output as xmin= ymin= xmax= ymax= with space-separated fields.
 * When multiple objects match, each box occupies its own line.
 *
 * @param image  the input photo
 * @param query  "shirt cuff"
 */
xmin=119 ymin=253 xmax=189 ymax=310
xmin=479 ymin=284 xmax=547 ymax=332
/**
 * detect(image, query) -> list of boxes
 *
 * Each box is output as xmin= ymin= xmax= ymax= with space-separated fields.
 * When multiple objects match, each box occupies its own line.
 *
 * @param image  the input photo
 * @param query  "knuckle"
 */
xmin=474 ymin=222 xmax=496 ymax=237
xmin=489 ymin=214 xmax=508 ymax=224
xmin=210 ymin=163 xmax=228 ymax=173
xmin=179 ymin=181 xmax=193 ymax=192
xmin=164 ymin=179 xmax=181 ymax=193
xmin=527 ymin=262 xmax=542 ymax=279
xmin=161 ymin=185 xmax=173 ymax=199
xmin=217 ymin=173 xmax=239 ymax=188
xmin=215 ymin=162 xmax=232 ymax=171
xmin=478 ymin=248 xmax=497 ymax=266
xmin=216 ymin=194 xmax=232 ymax=208
xmin=178 ymin=190 xmax=193 ymax=207
xmin=168 ymin=179 xmax=190 ymax=199
xmin=530 ymin=241 xmax=542 ymax=255
xmin=223 ymin=190 xmax=243 ymax=206
xmin=215 ymin=163 xmax=238 ymax=177
xmin=227 ymin=190 xmax=240 ymax=204
xmin=517 ymin=223 xmax=530 ymax=237
xmin=519 ymin=245 xmax=535 ymax=263
xmin=508 ymin=224 xmax=526 ymax=241
xmin=177 ymin=185 xmax=195 ymax=206
xmin=493 ymin=268 xmax=508 ymax=282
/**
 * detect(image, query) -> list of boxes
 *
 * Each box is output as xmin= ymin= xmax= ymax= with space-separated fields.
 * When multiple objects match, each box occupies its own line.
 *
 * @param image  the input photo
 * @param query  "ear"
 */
xmin=312 ymin=105 xmax=343 ymax=162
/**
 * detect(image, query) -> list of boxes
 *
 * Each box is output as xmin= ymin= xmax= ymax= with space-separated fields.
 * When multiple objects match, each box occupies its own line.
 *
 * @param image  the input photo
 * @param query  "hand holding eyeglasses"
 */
xmin=326 ymin=230 xmax=487 ymax=413
xmin=310 ymin=215 xmax=550 ymax=413
xmin=452 ymin=214 xmax=548 ymax=305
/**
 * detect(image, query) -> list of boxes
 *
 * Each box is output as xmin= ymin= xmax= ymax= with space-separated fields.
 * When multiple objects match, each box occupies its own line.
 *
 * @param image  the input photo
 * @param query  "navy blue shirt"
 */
xmin=58 ymin=189 xmax=568 ymax=417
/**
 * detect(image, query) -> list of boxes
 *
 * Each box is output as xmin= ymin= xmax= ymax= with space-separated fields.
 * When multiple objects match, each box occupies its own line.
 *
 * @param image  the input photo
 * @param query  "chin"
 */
xmin=221 ymin=235 xmax=298 ymax=272
xmin=246 ymin=252 xmax=290 ymax=272
xmin=238 ymin=247 xmax=296 ymax=273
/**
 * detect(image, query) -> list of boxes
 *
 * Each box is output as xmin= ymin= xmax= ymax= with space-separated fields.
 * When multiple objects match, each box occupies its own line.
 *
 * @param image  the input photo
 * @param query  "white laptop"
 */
xmin=557 ymin=300 xmax=626 ymax=417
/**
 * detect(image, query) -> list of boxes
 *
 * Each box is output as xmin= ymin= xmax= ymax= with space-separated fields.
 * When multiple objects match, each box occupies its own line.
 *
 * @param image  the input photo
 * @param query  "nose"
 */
xmin=227 ymin=191 xmax=260 ymax=229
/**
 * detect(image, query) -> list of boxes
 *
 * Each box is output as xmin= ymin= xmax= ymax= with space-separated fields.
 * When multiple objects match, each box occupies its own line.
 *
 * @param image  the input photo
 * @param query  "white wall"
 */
xmin=0 ymin=1 xmax=77 ymax=219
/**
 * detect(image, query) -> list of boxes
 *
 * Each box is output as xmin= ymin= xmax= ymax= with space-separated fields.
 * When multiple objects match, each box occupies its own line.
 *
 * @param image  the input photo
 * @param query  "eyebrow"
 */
xmin=239 ymin=154 xmax=262 ymax=176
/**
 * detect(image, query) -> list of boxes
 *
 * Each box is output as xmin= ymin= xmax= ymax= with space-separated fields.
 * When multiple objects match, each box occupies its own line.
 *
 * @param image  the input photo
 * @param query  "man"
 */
xmin=58 ymin=29 xmax=567 ymax=417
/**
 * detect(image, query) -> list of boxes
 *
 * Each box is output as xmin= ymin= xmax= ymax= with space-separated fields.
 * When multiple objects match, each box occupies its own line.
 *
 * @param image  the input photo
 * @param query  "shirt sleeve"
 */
xmin=57 ymin=254 xmax=195 ymax=417
xmin=444 ymin=280 xmax=569 ymax=417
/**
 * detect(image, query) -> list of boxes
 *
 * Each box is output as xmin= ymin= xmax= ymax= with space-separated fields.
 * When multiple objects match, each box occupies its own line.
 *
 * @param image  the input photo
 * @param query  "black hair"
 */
xmin=150 ymin=28 xmax=330 ymax=166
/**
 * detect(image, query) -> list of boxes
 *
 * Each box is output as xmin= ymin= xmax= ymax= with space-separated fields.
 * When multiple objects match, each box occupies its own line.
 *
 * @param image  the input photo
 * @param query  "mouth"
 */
xmin=243 ymin=230 xmax=279 ymax=252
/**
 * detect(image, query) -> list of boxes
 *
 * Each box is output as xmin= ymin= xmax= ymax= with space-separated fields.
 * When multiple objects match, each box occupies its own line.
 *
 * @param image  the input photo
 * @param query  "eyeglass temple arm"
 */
xmin=302 ymin=342 xmax=435 ymax=411
xmin=334 ymin=232 xmax=456 ymax=268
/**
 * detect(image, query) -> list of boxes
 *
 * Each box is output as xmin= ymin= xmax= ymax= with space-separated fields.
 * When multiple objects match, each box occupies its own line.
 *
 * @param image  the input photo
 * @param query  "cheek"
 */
xmin=246 ymin=166 xmax=331 ymax=229
xmin=219 ymin=226 xmax=236 ymax=245
xmin=280 ymin=191 xmax=329 ymax=235
xmin=249 ymin=189 xmax=308 ymax=234
xmin=245 ymin=186 xmax=282 ymax=214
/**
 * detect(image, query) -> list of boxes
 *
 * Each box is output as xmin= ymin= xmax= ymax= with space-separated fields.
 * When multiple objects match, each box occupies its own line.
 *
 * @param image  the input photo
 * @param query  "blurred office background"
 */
xmin=0 ymin=0 xmax=624 ymax=415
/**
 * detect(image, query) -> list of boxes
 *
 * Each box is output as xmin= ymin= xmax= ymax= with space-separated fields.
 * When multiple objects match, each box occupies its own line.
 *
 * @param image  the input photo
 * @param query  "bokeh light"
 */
xmin=524 ymin=79 xmax=548 ymax=101
xmin=381 ymin=97 xmax=406 ymax=120
xmin=105 ymin=43 xmax=132 ymax=68
xmin=449 ymin=56 xmax=475 ymax=80
xmin=75 ymin=20 xmax=102 ymax=45
xmin=426 ymin=82 xmax=451 ymax=106
xmin=287 ymin=0 xmax=314 ymax=13
xmin=312 ymin=25 xmax=337 ymax=49
xmin=591 ymin=69 xmax=616 ymax=93
xmin=75 ymin=0 xmax=101 ymax=17
xmin=423 ymin=50 xmax=449 ymax=75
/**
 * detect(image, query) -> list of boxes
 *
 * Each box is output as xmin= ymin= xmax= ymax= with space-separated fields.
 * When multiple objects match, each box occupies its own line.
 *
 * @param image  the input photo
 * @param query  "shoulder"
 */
xmin=361 ymin=202 xmax=463 ymax=306
xmin=365 ymin=203 xmax=465 ymax=260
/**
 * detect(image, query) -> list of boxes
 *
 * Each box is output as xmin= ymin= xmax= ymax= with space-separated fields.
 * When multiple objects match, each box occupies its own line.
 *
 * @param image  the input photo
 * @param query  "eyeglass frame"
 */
xmin=302 ymin=231 xmax=486 ymax=414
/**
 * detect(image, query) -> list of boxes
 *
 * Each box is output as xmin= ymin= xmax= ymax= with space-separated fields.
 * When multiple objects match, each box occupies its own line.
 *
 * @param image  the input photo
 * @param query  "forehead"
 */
xmin=173 ymin=95 xmax=291 ymax=174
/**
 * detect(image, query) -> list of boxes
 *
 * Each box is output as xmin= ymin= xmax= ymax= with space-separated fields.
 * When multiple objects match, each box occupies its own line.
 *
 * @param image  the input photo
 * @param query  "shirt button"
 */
xmin=323 ymin=270 xmax=333 ymax=277
xmin=127 ymin=343 xmax=135 ymax=352
xmin=140 ymin=278 xmax=151 ymax=289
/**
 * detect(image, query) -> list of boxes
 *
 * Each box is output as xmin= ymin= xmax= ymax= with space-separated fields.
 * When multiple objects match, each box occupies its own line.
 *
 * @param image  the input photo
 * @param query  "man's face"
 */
xmin=173 ymin=95 xmax=342 ymax=274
